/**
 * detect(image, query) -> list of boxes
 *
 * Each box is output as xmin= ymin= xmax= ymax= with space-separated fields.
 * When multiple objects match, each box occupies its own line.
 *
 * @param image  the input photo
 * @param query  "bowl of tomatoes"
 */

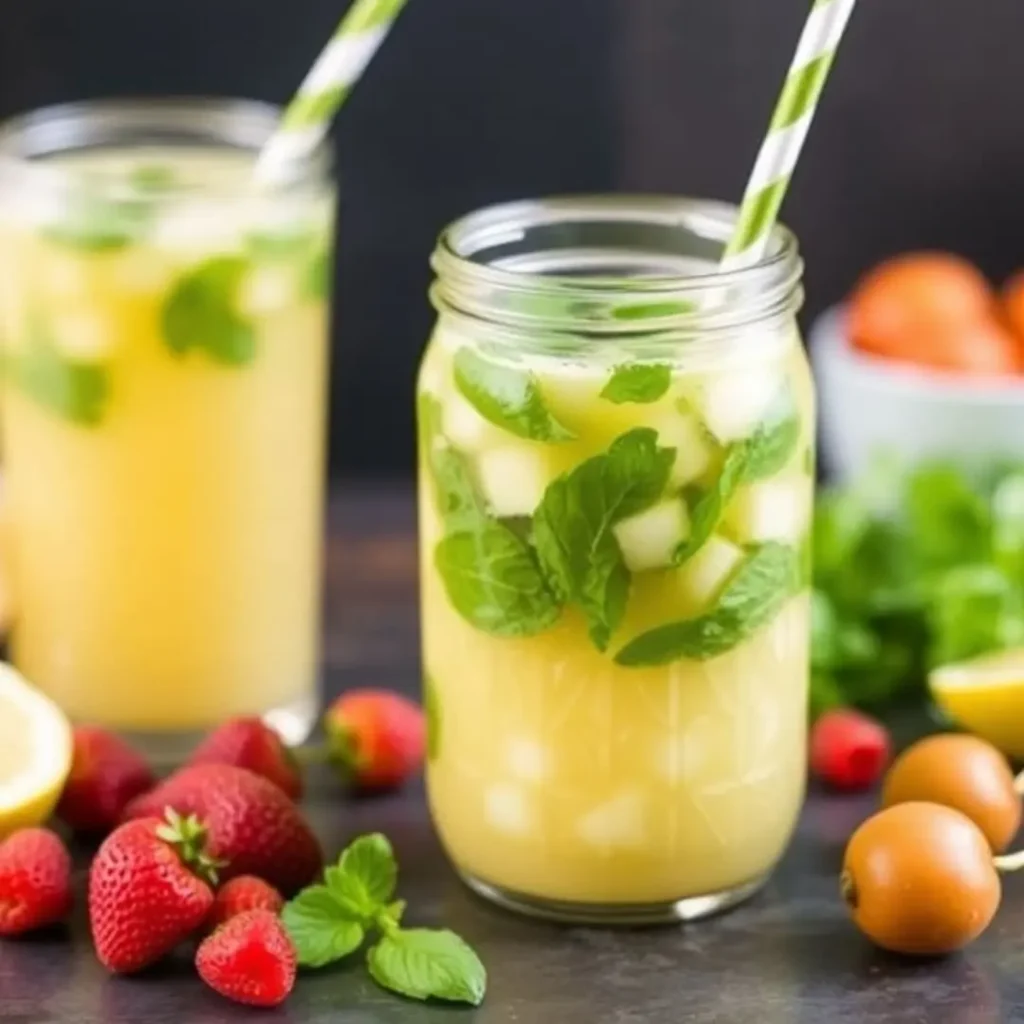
xmin=810 ymin=253 xmax=1024 ymax=482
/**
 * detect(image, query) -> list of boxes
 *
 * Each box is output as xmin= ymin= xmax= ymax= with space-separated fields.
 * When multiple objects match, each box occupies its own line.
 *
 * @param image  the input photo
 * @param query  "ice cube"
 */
xmin=576 ymin=791 xmax=646 ymax=849
xmin=153 ymin=202 xmax=246 ymax=256
xmin=484 ymin=783 xmax=532 ymax=835
xmin=506 ymin=736 xmax=549 ymax=783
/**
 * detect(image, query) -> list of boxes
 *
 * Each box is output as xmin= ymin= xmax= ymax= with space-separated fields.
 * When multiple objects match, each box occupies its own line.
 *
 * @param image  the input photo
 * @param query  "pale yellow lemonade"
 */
xmin=418 ymin=208 xmax=813 ymax=915
xmin=0 ymin=144 xmax=333 ymax=738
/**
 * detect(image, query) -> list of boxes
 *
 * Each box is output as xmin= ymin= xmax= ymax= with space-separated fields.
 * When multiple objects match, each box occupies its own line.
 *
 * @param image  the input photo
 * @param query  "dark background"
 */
xmin=2 ymin=0 xmax=1023 ymax=476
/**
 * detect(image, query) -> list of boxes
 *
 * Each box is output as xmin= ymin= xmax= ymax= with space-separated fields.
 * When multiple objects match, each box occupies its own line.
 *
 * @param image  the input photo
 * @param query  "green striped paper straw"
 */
xmin=721 ymin=0 xmax=857 ymax=271
xmin=255 ymin=0 xmax=411 ymax=184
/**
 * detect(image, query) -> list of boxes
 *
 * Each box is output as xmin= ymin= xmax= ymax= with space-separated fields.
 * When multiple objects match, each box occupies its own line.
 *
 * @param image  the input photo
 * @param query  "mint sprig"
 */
xmin=282 ymin=833 xmax=487 ymax=1007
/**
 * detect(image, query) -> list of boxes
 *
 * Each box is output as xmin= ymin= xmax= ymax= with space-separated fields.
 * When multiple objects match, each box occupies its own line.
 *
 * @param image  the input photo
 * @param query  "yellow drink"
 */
xmin=0 ymin=103 xmax=334 ymax=752
xmin=418 ymin=198 xmax=813 ymax=922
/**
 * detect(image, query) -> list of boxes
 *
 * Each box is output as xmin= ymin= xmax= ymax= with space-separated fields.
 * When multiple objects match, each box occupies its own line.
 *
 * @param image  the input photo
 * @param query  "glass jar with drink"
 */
xmin=417 ymin=196 xmax=814 ymax=923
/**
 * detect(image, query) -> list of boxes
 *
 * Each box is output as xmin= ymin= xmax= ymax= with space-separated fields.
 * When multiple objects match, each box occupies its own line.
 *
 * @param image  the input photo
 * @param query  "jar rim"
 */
xmin=0 ymin=97 xmax=332 ymax=199
xmin=430 ymin=195 xmax=804 ymax=340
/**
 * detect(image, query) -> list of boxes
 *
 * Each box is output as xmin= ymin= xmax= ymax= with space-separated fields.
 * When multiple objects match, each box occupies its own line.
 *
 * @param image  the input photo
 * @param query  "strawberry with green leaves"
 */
xmin=122 ymin=764 xmax=322 ymax=894
xmin=89 ymin=812 xmax=217 ymax=973
xmin=324 ymin=690 xmax=426 ymax=792
xmin=282 ymin=833 xmax=486 ymax=1006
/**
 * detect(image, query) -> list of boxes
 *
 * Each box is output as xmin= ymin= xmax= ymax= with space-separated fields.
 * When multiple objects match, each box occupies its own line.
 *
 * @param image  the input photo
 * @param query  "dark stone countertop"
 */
xmin=3 ymin=485 xmax=1022 ymax=1024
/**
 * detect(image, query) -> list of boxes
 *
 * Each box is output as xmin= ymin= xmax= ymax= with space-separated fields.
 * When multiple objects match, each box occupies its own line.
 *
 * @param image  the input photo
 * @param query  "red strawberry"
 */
xmin=325 ymin=689 xmax=426 ymax=791
xmin=123 ymin=764 xmax=321 ymax=894
xmin=58 ymin=727 xmax=155 ymax=834
xmin=810 ymin=709 xmax=891 ymax=791
xmin=188 ymin=718 xmax=302 ymax=800
xmin=197 ymin=909 xmax=296 ymax=1007
xmin=208 ymin=875 xmax=283 ymax=930
xmin=0 ymin=828 xmax=73 ymax=936
xmin=89 ymin=813 xmax=216 ymax=973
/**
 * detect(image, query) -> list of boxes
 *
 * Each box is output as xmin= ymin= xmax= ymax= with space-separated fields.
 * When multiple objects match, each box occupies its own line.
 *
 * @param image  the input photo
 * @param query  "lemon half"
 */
xmin=930 ymin=648 xmax=1024 ymax=760
xmin=0 ymin=664 xmax=72 ymax=838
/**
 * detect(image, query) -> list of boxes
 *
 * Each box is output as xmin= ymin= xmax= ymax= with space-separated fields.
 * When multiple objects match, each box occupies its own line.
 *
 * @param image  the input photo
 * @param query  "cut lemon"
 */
xmin=930 ymin=648 xmax=1024 ymax=759
xmin=0 ymin=664 xmax=72 ymax=838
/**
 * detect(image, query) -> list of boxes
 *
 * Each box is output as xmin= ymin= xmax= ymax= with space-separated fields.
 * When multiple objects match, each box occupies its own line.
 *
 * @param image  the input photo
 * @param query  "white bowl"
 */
xmin=809 ymin=305 xmax=1024 ymax=484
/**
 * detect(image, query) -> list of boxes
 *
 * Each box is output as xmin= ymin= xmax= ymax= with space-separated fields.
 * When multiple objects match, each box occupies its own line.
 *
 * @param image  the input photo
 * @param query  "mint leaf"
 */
xmin=534 ymin=428 xmax=675 ymax=650
xmin=600 ymin=364 xmax=671 ymax=404
xmin=282 ymin=887 xmax=365 ymax=967
xmin=739 ymin=390 xmax=801 ymax=481
xmin=616 ymin=542 xmax=801 ymax=667
xmin=246 ymin=227 xmax=318 ymax=262
xmin=905 ymin=463 xmax=990 ymax=569
xmin=129 ymin=164 xmax=177 ymax=193
xmin=435 ymin=523 xmax=562 ymax=637
xmin=324 ymin=833 xmax=397 ymax=920
xmin=675 ymin=445 xmax=748 ymax=564
xmin=453 ymin=348 xmax=575 ymax=443
xmin=9 ymin=328 xmax=110 ymax=426
xmin=161 ymin=256 xmax=257 ymax=365
xmin=418 ymin=393 xmax=485 ymax=530
xmin=674 ymin=394 xmax=800 ymax=564
xmin=424 ymin=675 xmax=441 ymax=762
xmin=367 ymin=929 xmax=487 ymax=1006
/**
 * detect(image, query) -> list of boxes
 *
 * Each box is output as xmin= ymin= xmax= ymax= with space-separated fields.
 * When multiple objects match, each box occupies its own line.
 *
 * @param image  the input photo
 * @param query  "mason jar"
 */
xmin=0 ymin=100 xmax=334 ymax=758
xmin=417 ymin=196 xmax=814 ymax=924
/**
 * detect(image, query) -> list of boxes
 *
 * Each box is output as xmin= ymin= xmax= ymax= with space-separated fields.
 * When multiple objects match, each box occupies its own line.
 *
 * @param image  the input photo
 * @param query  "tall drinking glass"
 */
xmin=0 ymin=100 xmax=334 ymax=757
xmin=418 ymin=197 xmax=813 ymax=923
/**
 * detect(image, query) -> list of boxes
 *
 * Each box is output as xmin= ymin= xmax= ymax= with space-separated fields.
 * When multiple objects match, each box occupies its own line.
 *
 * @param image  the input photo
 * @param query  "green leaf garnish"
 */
xmin=600 ymin=364 xmax=671 ymax=405
xmin=434 ymin=523 xmax=563 ymax=638
xmin=42 ymin=197 xmax=145 ymax=252
xmin=367 ymin=929 xmax=487 ymax=1007
xmin=7 ymin=322 xmax=111 ymax=426
xmin=453 ymin=347 xmax=575 ymax=443
xmin=160 ymin=256 xmax=257 ymax=365
xmin=324 ymin=833 xmax=397 ymax=920
xmin=533 ymin=428 xmax=675 ymax=650
xmin=129 ymin=164 xmax=177 ymax=193
xmin=615 ymin=541 xmax=802 ymax=667
xmin=281 ymin=887 xmax=365 ymax=967
xmin=281 ymin=833 xmax=487 ymax=1006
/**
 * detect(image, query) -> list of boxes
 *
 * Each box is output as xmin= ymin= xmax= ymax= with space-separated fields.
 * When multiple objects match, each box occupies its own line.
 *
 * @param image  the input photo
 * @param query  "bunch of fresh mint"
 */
xmin=282 ymin=833 xmax=486 ymax=1006
xmin=812 ymin=456 xmax=1024 ymax=716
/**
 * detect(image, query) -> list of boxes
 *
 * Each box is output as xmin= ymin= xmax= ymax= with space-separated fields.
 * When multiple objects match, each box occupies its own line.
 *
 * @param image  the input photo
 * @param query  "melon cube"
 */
xmin=689 ymin=368 xmax=781 ymax=444
xmin=648 ymin=410 xmax=716 ymax=487
xmin=677 ymin=535 xmax=745 ymax=609
xmin=613 ymin=499 xmax=691 ymax=573
xmin=476 ymin=445 xmax=552 ymax=517
xmin=725 ymin=478 xmax=811 ymax=544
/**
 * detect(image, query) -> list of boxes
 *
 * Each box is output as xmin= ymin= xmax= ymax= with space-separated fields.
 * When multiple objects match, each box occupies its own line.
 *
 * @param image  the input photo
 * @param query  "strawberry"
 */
xmin=810 ymin=709 xmax=891 ymax=791
xmin=325 ymin=689 xmax=426 ymax=791
xmin=123 ymin=764 xmax=322 ymax=894
xmin=88 ymin=813 xmax=216 ymax=973
xmin=0 ymin=828 xmax=73 ymax=936
xmin=57 ymin=727 xmax=155 ymax=834
xmin=197 ymin=909 xmax=296 ymax=1007
xmin=188 ymin=718 xmax=302 ymax=800
xmin=208 ymin=875 xmax=283 ymax=930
